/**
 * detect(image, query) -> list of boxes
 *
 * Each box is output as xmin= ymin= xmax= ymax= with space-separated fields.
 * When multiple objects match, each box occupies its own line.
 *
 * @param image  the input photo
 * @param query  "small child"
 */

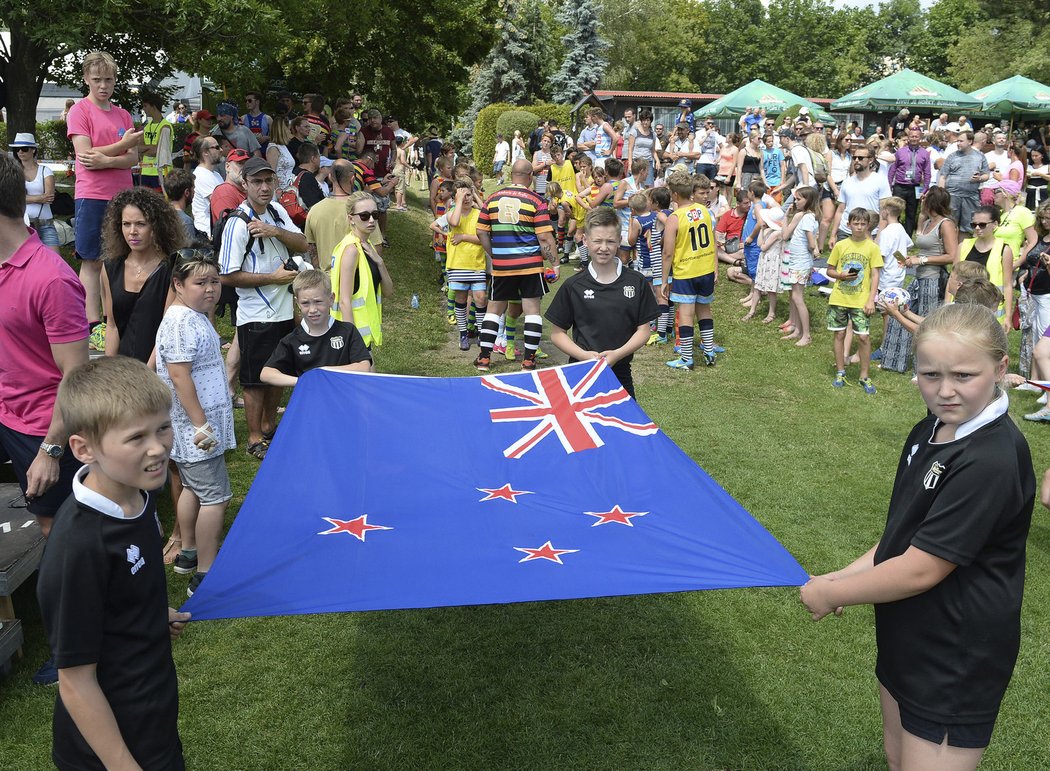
xmin=780 ymin=185 xmax=820 ymax=346
xmin=261 ymin=271 xmax=373 ymax=386
xmin=802 ymin=303 xmax=1034 ymax=770
xmin=37 ymin=357 xmax=190 ymax=769
xmin=645 ymin=187 xmax=675 ymax=343
xmin=876 ymin=198 xmax=913 ymax=293
xmin=428 ymin=178 xmax=456 ymax=321
xmin=661 ymin=171 xmax=718 ymax=369
xmin=745 ymin=205 xmax=784 ymax=324
xmin=546 ymin=207 xmax=659 ymax=399
xmin=444 ymin=181 xmax=489 ymax=351
xmin=826 ymin=206 xmax=883 ymax=393
xmin=155 ymin=250 xmax=237 ymax=596
xmin=884 ymin=265 xmax=996 ymax=333
xmin=627 ymin=191 xmax=654 ymax=278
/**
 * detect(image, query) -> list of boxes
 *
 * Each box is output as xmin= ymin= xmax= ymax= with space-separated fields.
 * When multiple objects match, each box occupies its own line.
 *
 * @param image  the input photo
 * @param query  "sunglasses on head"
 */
xmin=174 ymin=248 xmax=219 ymax=268
xmin=354 ymin=210 xmax=379 ymax=221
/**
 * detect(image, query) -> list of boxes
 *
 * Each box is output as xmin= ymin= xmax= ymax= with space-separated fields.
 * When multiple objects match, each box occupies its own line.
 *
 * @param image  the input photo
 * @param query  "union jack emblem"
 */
xmin=480 ymin=360 xmax=659 ymax=459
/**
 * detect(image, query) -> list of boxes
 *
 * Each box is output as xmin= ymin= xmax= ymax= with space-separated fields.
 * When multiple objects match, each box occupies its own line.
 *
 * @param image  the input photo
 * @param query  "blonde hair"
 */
xmin=292 ymin=269 xmax=332 ymax=297
xmin=82 ymin=51 xmax=118 ymax=77
xmin=345 ymin=191 xmax=374 ymax=217
xmin=914 ymin=303 xmax=1008 ymax=367
xmin=59 ymin=357 xmax=171 ymax=444
xmin=628 ymin=192 xmax=649 ymax=213
xmin=881 ymin=196 xmax=906 ymax=220
xmin=950 ymin=260 xmax=989 ymax=282
xmin=667 ymin=171 xmax=693 ymax=198
xmin=805 ymin=131 xmax=829 ymax=154
xmin=270 ymin=117 xmax=291 ymax=146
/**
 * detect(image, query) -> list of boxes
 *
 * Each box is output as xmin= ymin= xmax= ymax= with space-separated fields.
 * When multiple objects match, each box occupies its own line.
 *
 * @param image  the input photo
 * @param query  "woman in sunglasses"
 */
xmin=959 ymin=204 xmax=1014 ymax=331
xmin=331 ymin=191 xmax=394 ymax=349
xmin=11 ymin=133 xmax=60 ymax=248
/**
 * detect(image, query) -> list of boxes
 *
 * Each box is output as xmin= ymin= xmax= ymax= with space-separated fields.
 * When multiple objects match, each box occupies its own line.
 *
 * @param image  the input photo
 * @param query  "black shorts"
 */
xmin=0 ymin=420 xmax=80 ymax=519
xmin=238 ymin=319 xmax=294 ymax=388
xmin=899 ymin=705 xmax=996 ymax=749
xmin=491 ymin=273 xmax=546 ymax=303
xmin=216 ymin=284 xmax=239 ymax=326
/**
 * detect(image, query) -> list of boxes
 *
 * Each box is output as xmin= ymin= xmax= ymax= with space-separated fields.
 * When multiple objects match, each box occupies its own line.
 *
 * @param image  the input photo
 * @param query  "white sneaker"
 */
xmin=1039 ymin=393 xmax=1048 ymax=405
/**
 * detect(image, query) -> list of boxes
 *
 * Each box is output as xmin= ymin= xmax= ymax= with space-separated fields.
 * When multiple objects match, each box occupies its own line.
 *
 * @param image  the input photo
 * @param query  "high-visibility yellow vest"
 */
xmin=330 ymin=231 xmax=383 ymax=347
xmin=141 ymin=118 xmax=174 ymax=178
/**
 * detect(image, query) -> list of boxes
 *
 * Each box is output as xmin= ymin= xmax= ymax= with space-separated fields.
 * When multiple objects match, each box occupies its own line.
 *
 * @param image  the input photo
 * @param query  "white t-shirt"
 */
xmin=787 ymin=212 xmax=818 ymax=268
xmin=877 ymin=221 xmax=913 ymax=290
xmin=273 ymin=144 xmax=296 ymax=191
xmin=24 ymin=165 xmax=54 ymax=223
xmin=982 ymin=149 xmax=1009 ymax=190
xmin=789 ymin=144 xmax=812 ymax=188
xmin=696 ymin=130 xmax=723 ymax=165
xmin=836 ymin=173 xmax=891 ymax=234
xmin=494 ymin=141 xmax=510 ymax=163
xmin=928 ymin=146 xmax=944 ymax=186
xmin=218 ymin=200 xmax=301 ymax=324
xmin=155 ymin=305 xmax=237 ymax=464
xmin=192 ymin=166 xmax=224 ymax=234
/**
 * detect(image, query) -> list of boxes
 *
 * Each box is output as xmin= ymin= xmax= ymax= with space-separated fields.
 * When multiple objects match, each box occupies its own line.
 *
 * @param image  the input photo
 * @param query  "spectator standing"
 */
xmin=218 ymin=158 xmax=308 ymax=460
xmin=356 ymin=109 xmax=397 ymax=236
xmin=695 ymin=119 xmax=723 ymax=180
xmin=138 ymin=91 xmax=174 ymax=192
xmin=212 ymin=102 xmax=261 ymax=156
xmin=66 ymin=51 xmax=141 ymax=347
xmin=164 ymin=168 xmax=201 ymax=243
xmin=12 ymin=133 xmax=59 ymax=248
xmin=303 ymin=94 xmax=332 ymax=151
xmin=191 ymin=136 xmax=224 ymax=234
xmin=887 ymin=128 xmax=931 ymax=236
xmin=265 ymin=117 xmax=296 ymax=191
xmin=982 ymin=130 xmax=1010 ymax=205
xmin=675 ymin=99 xmax=695 ymax=135
xmin=939 ymin=130 xmax=990 ymax=236
xmin=493 ymin=133 xmax=511 ymax=183
xmin=830 ymin=145 xmax=891 ymax=248
xmin=241 ymin=90 xmax=272 ymax=146
xmin=1027 ymin=146 xmax=1049 ymax=210
xmin=292 ymin=142 xmax=327 ymax=209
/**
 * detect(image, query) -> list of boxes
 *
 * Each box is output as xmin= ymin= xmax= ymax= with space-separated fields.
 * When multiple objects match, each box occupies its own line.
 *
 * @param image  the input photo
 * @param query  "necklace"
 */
xmin=127 ymin=253 xmax=160 ymax=278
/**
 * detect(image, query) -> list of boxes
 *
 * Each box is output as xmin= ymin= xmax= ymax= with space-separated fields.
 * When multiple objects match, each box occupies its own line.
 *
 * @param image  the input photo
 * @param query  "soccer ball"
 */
xmin=543 ymin=267 xmax=558 ymax=284
xmin=877 ymin=286 xmax=911 ymax=310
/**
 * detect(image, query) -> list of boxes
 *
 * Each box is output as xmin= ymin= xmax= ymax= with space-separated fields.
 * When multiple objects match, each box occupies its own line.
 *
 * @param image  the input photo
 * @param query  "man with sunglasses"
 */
xmin=219 ymin=158 xmax=309 ymax=459
xmin=938 ymin=130 xmax=989 ymax=236
xmin=696 ymin=119 xmax=723 ymax=180
xmin=191 ymin=136 xmax=225 ymax=234
xmin=828 ymin=146 xmax=891 ymax=250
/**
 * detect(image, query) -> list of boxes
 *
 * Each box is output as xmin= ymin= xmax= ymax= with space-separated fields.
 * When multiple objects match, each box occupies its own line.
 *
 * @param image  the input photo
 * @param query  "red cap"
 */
xmin=195 ymin=109 xmax=216 ymax=121
xmin=226 ymin=148 xmax=250 ymax=163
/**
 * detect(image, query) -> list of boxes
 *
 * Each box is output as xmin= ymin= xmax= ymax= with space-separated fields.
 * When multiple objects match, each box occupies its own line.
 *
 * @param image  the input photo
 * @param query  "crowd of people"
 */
xmin=0 ymin=47 xmax=1047 ymax=770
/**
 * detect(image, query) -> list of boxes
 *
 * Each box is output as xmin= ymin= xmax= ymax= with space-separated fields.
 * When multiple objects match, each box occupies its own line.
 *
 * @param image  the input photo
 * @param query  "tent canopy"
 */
xmin=969 ymin=75 xmax=1050 ymax=119
xmin=693 ymin=79 xmax=834 ymax=123
xmin=831 ymin=69 xmax=981 ymax=112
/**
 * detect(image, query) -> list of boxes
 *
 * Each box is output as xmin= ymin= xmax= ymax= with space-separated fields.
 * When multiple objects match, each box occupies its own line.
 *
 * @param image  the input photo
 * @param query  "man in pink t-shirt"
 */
xmin=0 ymin=156 xmax=89 ymax=533
xmin=65 ymin=51 xmax=141 ymax=339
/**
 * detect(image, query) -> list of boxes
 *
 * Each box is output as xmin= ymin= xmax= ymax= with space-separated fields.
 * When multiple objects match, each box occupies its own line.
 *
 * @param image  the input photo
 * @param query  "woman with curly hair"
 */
xmin=100 ymin=186 xmax=186 ymax=362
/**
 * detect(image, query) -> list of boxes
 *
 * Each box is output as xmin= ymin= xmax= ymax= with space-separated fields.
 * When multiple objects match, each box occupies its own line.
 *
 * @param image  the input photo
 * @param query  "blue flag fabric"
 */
xmin=181 ymin=360 xmax=807 ymax=620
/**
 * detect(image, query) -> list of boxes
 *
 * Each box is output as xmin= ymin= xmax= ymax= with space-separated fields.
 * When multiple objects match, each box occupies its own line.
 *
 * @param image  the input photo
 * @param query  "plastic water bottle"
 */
xmin=410 ymin=294 xmax=420 ymax=310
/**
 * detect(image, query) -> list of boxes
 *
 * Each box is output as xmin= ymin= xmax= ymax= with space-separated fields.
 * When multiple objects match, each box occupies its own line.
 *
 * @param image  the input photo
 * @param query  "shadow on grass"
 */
xmin=343 ymin=593 xmax=804 ymax=770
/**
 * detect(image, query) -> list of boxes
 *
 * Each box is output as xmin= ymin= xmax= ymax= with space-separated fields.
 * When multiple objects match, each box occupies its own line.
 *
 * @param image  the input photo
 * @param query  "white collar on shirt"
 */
xmin=72 ymin=465 xmax=147 ymax=520
xmin=929 ymin=390 xmax=1008 ymax=444
xmin=588 ymin=259 xmax=622 ymax=282
xmin=300 ymin=316 xmax=336 ymax=335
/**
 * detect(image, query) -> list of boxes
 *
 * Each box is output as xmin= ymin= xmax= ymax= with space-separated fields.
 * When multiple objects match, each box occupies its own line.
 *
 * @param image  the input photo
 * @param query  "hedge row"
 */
xmin=472 ymin=102 xmax=574 ymax=176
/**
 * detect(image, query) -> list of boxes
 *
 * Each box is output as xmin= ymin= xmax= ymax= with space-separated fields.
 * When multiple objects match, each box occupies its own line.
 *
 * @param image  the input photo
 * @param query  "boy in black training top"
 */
xmin=37 ymin=356 xmax=190 ymax=771
xmin=261 ymin=270 xmax=373 ymax=387
xmin=545 ymin=207 xmax=660 ymax=399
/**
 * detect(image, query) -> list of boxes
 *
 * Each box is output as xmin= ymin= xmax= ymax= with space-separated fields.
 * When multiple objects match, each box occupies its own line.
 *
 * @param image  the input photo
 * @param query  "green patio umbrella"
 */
xmin=830 ymin=69 xmax=981 ymax=112
xmin=969 ymin=75 xmax=1050 ymax=119
xmin=693 ymin=79 xmax=834 ymax=123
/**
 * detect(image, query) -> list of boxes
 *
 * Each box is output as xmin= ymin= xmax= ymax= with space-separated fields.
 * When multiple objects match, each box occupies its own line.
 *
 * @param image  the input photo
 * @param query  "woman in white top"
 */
xmin=12 ymin=133 xmax=59 ymax=248
xmin=266 ymin=117 xmax=296 ymax=191
xmin=512 ymin=130 xmax=527 ymax=163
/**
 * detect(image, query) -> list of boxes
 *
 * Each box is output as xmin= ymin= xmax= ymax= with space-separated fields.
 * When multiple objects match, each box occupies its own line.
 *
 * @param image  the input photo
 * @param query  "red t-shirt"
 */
xmin=210 ymin=183 xmax=248 ymax=231
xmin=0 ymin=232 xmax=88 ymax=435
xmin=716 ymin=208 xmax=747 ymax=241
xmin=360 ymin=126 xmax=396 ymax=177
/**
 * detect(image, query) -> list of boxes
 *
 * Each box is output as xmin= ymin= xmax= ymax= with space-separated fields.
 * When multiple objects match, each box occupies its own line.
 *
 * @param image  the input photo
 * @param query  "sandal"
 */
xmin=163 ymin=537 xmax=182 ymax=565
xmin=246 ymin=442 xmax=268 ymax=460
xmin=262 ymin=428 xmax=276 ymax=443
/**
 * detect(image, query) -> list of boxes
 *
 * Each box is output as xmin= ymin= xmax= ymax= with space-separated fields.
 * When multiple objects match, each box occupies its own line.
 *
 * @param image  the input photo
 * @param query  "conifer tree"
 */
xmin=548 ymin=0 xmax=608 ymax=104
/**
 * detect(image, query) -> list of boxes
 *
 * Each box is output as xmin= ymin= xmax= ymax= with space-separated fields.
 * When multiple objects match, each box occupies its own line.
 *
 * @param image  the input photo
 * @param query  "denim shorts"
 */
xmin=74 ymin=198 xmax=110 ymax=261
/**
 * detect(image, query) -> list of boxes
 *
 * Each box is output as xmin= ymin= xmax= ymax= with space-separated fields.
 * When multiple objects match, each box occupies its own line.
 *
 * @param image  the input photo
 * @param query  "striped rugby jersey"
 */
xmin=477 ymin=185 xmax=553 ymax=276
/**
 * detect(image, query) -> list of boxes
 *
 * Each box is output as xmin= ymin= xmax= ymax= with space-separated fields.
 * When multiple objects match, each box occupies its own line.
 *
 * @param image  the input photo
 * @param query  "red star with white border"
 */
xmin=585 ymin=505 xmax=648 ymax=527
xmin=513 ymin=541 xmax=580 ymax=564
xmin=318 ymin=514 xmax=392 ymax=541
xmin=477 ymin=484 xmax=534 ymax=503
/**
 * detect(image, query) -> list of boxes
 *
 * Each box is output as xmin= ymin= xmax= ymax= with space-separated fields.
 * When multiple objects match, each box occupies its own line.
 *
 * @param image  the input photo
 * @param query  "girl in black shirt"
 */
xmin=802 ymin=303 xmax=1034 ymax=767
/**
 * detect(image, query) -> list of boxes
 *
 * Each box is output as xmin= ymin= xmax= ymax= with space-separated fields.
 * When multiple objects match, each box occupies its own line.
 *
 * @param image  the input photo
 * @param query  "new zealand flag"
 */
xmin=181 ymin=361 xmax=807 ymax=620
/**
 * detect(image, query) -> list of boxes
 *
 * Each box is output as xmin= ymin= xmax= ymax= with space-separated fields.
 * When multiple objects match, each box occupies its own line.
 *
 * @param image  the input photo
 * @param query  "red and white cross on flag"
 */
xmin=480 ymin=360 xmax=659 ymax=459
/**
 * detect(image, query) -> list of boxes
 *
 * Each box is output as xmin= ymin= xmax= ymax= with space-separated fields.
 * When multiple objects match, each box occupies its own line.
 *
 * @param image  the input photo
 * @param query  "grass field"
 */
xmin=2 ymin=184 xmax=1049 ymax=770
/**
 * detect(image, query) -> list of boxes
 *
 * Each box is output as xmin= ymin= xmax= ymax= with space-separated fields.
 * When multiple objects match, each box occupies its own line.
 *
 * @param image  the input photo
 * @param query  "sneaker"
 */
xmin=32 ymin=657 xmax=58 ymax=686
xmin=559 ymin=256 xmax=569 ymax=265
xmin=459 ymin=333 xmax=471 ymax=351
xmin=87 ymin=322 xmax=106 ymax=352
xmin=447 ymin=311 xmax=456 ymax=325
xmin=870 ymin=348 xmax=883 ymax=362
xmin=521 ymin=354 xmax=537 ymax=371
xmin=187 ymin=572 xmax=205 ymax=597
xmin=473 ymin=354 xmax=491 ymax=372
xmin=832 ymin=373 xmax=847 ymax=388
xmin=859 ymin=377 xmax=877 ymax=395
xmin=666 ymin=357 xmax=694 ymax=370
xmin=1039 ymin=392 xmax=1049 ymax=406
xmin=173 ymin=552 xmax=198 ymax=575
xmin=505 ymin=341 xmax=516 ymax=361
xmin=1024 ymin=406 xmax=1050 ymax=422
xmin=703 ymin=352 xmax=717 ymax=367
xmin=712 ymin=345 xmax=726 ymax=354
xmin=655 ymin=334 xmax=669 ymax=345
xmin=535 ymin=347 xmax=549 ymax=360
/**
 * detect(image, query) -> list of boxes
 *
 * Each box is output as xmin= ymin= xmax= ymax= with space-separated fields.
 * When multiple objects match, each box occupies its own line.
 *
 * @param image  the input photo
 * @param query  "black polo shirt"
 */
xmin=265 ymin=318 xmax=372 ymax=376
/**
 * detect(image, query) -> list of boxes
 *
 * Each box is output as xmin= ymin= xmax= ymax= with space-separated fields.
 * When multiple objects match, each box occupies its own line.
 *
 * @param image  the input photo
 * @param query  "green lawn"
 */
xmin=2 ymin=185 xmax=1049 ymax=769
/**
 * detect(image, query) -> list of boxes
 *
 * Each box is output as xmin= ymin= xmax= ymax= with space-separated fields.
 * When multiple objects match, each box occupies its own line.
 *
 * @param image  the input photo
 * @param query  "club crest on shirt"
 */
xmin=923 ymin=461 xmax=946 ymax=490
xmin=297 ymin=344 xmax=311 ymax=356
xmin=330 ymin=336 xmax=344 ymax=350
xmin=623 ymin=285 xmax=636 ymax=299
xmin=583 ymin=289 xmax=594 ymax=300
xmin=126 ymin=544 xmax=145 ymax=574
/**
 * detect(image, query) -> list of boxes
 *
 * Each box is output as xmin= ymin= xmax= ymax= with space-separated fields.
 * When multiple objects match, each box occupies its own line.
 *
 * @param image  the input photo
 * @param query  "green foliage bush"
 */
xmin=495 ymin=109 xmax=541 ymax=163
xmin=472 ymin=102 xmax=516 ymax=176
xmin=0 ymin=121 xmax=74 ymax=159
xmin=523 ymin=101 xmax=572 ymax=131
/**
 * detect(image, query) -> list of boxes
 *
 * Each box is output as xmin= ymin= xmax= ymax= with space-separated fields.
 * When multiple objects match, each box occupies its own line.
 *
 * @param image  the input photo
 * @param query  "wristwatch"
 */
xmin=40 ymin=441 xmax=64 ymax=459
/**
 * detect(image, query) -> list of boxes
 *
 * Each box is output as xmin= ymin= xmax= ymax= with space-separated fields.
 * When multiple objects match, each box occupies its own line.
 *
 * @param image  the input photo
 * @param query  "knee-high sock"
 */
xmin=454 ymin=301 xmax=468 ymax=334
xmin=473 ymin=305 xmax=487 ymax=333
xmin=678 ymin=325 xmax=694 ymax=362
xmin=479 ymin=313 xmax=501 ymax=355
xmin=523 ymin=314 xmax=543 ymax=354
xmin=698 ymin=318 xmax=715 ymax=356
xmin=505 ymin=315 xmax=517 ymax=346
xmin=446 ymin=286 xmax=455 ymax=316
xmin=468 ymin=301 xmax=477 ymax=330
xmin=657 ymin=304 xmax=670 ymax=334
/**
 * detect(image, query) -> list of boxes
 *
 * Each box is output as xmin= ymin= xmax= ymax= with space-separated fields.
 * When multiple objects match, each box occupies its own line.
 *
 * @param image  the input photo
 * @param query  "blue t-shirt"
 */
xmin=635 ymin=211 xmax=658 ymax=268
xmin=762 ymin=148 xmax=784 ymax=185
xmin=744 ymin=114 xmax=763 ymax=132
xmin=742 ymin=203 xmax=763 ymax=260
